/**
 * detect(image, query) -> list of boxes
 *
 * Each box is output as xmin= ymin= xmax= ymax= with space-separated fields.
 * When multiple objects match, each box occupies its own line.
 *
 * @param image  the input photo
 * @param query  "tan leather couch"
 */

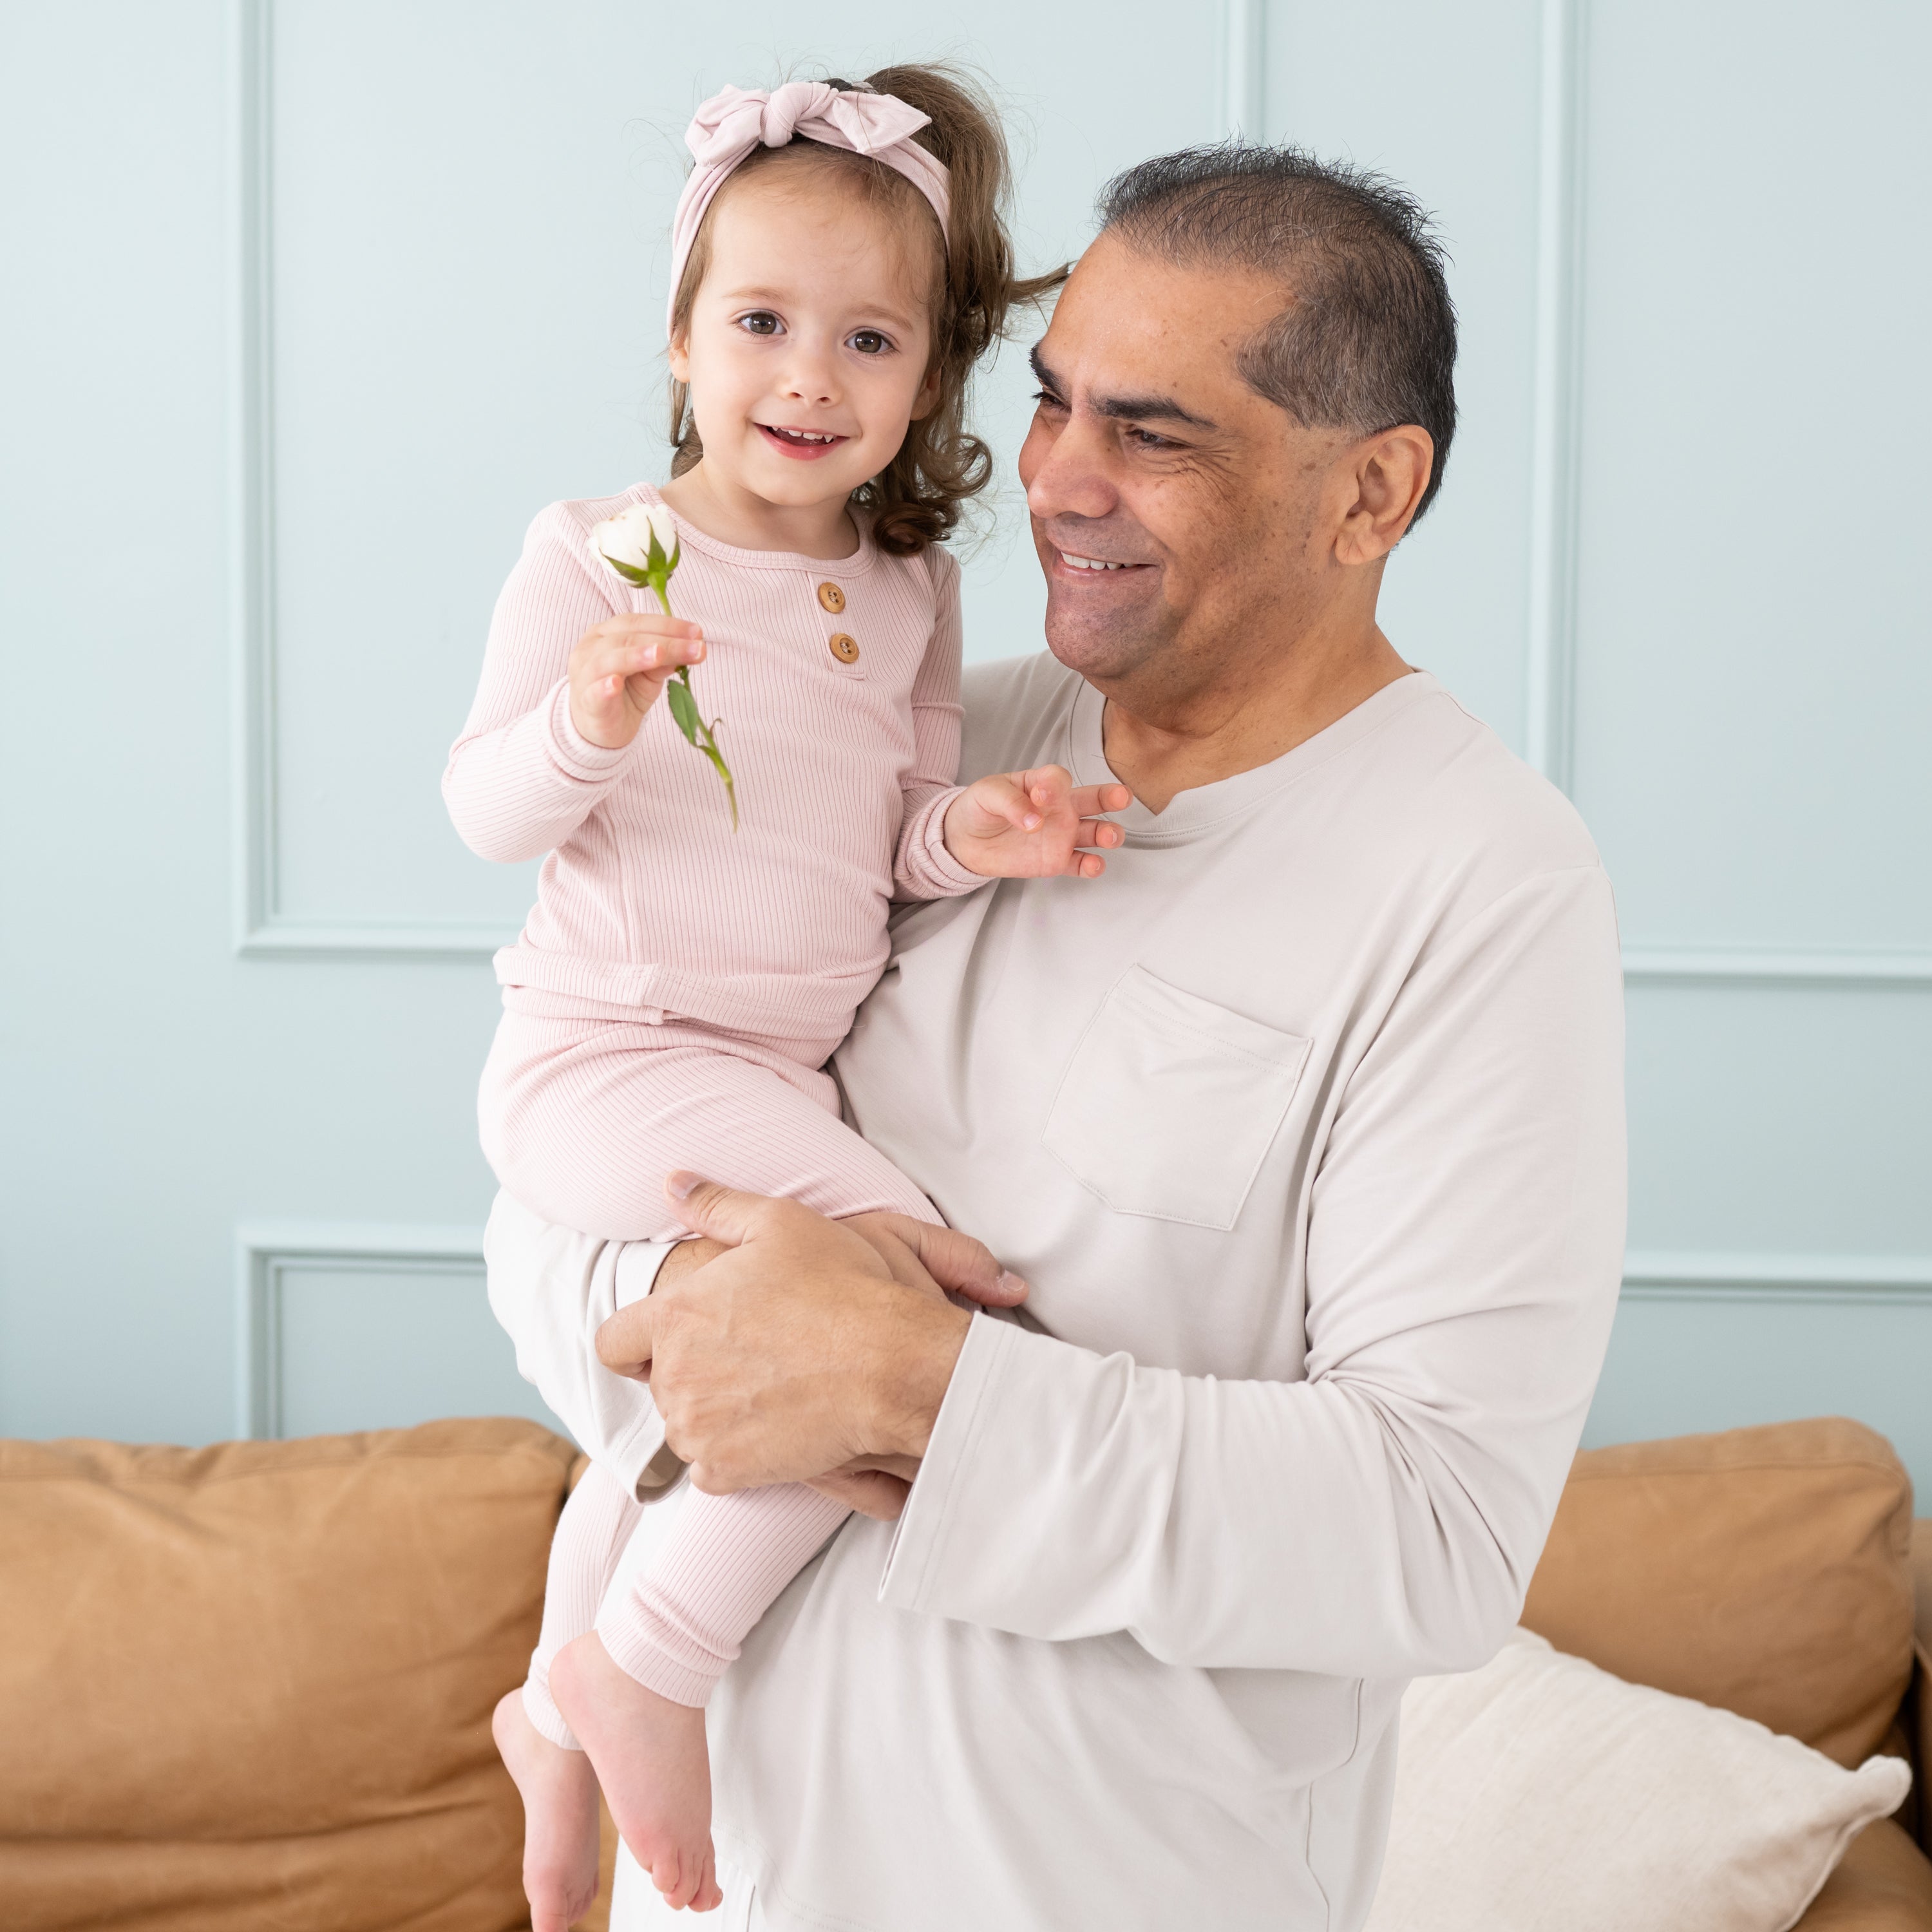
xmin=2 ymin=1414 xmax=1927 ymax=1929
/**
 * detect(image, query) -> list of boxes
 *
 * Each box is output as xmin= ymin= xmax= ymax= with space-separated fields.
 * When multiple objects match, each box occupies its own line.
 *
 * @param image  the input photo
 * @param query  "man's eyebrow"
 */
xmin=1028 ymin=343 xmax=1217 ymax=431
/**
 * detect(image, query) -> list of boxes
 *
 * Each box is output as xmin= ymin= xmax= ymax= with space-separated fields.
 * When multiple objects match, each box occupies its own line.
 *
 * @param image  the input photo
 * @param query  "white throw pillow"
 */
xmin=1363 ymin=1627 xmax=1911 ymax=1932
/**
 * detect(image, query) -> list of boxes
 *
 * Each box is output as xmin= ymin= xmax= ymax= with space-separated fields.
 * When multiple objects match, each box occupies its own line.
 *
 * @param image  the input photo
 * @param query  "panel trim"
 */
xmin=1223 ymin=0 xmax=1267 ymax=139
xmin=226 ymin=0 xmax=515 ymax=961
xmin=1525 ymin=0 xmax=1586 ymax=793
xmin=1623 ymin=1249 xmax=1932 ymax=1304
xmin=1622 ymin=946 xmax=1932 ymax=987
xmin=234 ymin=1220 xmax=486 ymax=1437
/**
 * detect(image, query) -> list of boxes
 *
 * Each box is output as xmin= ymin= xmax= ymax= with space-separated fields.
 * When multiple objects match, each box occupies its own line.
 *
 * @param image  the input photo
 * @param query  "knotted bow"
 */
xmin=667 ymin=82 xmax=952 ymax=334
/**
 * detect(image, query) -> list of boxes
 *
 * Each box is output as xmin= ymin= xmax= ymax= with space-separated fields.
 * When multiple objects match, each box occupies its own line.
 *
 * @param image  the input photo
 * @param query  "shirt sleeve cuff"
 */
xmin=877 ymin=1311 xmax=1017 ymax=1610
xmin=544 ymin=678 xmax=638 ymax=783
xmin=894 ymin=784 xmax=986 ymax=900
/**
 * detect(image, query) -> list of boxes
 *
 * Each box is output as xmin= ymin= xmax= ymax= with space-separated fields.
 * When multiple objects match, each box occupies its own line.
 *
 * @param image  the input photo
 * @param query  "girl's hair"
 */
xmin=667 ymin=64 xmax=1065 ymax=554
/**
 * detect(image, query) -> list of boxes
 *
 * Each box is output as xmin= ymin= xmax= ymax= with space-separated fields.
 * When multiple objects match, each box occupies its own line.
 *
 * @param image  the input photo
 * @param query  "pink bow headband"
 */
xmin=667 ymin=82 xmax=952 ymax=336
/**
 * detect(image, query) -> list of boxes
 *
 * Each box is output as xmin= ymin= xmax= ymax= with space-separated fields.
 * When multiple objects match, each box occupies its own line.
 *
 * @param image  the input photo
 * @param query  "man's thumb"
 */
xmin=665 ymin=1171 xmax=762 ymax=1246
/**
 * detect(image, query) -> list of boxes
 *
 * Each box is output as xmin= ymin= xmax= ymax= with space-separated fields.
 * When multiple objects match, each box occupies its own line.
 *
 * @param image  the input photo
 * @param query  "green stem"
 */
xmin=654 ymin=578 xmax=738 ymax=829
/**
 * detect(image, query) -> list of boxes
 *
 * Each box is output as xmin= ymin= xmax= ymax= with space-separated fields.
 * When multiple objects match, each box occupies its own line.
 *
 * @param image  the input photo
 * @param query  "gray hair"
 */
xmin=1097 ymin=143 xmax=1458 ymax=522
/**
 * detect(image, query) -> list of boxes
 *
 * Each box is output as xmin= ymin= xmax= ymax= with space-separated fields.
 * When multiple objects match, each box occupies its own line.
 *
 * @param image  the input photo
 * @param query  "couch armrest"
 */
xmin=1795 ymin=1819 xmax=1932 ymax=1930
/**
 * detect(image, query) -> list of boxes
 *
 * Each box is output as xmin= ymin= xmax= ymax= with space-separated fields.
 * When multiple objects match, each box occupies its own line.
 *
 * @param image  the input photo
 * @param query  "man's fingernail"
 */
xmin=667 ymin=1170 xmax=701 ymax=1200
xmin=998 ymin=1270 xmax=1028 ymax=1297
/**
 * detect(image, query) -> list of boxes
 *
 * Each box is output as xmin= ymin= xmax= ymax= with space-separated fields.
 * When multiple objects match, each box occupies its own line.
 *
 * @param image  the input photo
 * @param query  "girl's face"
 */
xmin=670 ymin=173 xmax=942 ymax=513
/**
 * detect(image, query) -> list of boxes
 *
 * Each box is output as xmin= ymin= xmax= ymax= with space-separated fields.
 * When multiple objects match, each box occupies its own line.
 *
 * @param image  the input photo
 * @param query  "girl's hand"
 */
xmin=566 ymin=614 xmax=706 ymax=750
xmin=942 ymin=766 xmax=1132 ymax=880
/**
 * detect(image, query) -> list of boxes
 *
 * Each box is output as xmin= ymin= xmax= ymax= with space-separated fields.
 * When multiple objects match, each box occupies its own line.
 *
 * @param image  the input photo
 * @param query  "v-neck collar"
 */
xmin=1065 ymin=668 xmax=1439 ymax=845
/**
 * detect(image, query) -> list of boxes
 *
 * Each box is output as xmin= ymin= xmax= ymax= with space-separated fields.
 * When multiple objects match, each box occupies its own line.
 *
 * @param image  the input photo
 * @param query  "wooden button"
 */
xmin=817 ymin=582 xmax=847 ymax=614
xmin=828 ymin=632 xmax=860 ymax=665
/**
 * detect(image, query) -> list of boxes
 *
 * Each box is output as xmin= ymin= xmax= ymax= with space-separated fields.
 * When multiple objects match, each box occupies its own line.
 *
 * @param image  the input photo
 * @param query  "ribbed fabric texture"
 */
xmin=526 ymin=1461 xmax=646 ymax=1750
xmin=443 ymin=484 xmax=982 ymax=1043
xmin=478 ymin=1011 xmax=936 ymax=1242
xmin=598 ymin=1484 xmax=853 ymax=1708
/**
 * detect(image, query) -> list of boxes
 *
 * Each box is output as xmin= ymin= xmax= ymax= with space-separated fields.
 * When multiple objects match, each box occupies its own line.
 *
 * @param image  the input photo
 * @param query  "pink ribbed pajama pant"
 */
xmin=481 ymin=1001 xmax=938 ymax=1741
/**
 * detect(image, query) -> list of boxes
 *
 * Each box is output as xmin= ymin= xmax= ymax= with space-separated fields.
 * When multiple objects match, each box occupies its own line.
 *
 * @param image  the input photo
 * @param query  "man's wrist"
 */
xmin=866 ymin=1287 xmax=972 ymax=1459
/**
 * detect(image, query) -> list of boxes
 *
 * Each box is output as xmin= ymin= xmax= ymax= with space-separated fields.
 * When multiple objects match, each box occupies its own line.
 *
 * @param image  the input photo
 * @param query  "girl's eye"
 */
xmin=738 ymin=312 xmax=782 ymax=336
xmin=849 ymin=330 xmax=891 ymax=355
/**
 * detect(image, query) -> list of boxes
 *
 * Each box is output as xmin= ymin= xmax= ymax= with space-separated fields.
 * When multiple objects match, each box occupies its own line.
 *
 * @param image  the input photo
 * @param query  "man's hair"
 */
xmin=1097 ymin=144 xmax=1458 ymax=524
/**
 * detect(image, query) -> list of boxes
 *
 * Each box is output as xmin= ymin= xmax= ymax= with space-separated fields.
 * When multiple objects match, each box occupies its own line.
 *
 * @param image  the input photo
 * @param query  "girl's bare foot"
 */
xmin=551 ymin=1632 xmax=723 ymax=1913
xmin=492 ymin=1688 xmax=603 ymax=1932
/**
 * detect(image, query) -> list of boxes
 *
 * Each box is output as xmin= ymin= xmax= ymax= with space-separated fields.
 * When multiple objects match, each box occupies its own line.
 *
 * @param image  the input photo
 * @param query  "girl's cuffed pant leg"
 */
xmin=595 ymin=1482 xmax=851 ymax=1707
xmin=526 ymin=1460 xmax=647 ymax=1748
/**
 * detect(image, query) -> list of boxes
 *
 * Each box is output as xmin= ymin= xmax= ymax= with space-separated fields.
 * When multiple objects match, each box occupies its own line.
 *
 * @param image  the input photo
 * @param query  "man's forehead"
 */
xmin=1037 ymin=233 xmax=1287 ymax=402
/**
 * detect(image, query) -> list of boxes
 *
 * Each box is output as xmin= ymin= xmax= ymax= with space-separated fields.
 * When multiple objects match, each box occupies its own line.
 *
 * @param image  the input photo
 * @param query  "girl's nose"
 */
xmin=778 ymin=342 xmax=841 ymax=406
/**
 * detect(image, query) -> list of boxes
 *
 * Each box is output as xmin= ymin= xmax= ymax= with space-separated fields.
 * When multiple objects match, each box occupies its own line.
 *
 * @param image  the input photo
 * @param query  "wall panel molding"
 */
xmin=226 ymin=0 xmax=513 ymax=961
xmin=1620 ymin=946 xmax=1932 ymax=988
xmin=1524 ymin=0 xmax=1586 ymax=794
xmin=234 ymin=1220 xmax=485 ymax=1437
xmin=1622 ymin=1249 xmax=1932 ymax=1303
xmin=1223 ymin=0 xmax=1266 ymax=139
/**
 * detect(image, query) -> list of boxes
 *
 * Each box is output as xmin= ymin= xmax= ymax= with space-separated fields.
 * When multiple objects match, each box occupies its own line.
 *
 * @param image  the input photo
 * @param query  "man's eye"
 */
xmin=849 ymin=330 xmax=891 ymax=355
xmin=1032 ymin=388 xmax=1068 ymax=411
xmin=739 ymin=312 xmax=782 ymax=336
xmin=1126 ymin=426 xmax=1173 ymax=449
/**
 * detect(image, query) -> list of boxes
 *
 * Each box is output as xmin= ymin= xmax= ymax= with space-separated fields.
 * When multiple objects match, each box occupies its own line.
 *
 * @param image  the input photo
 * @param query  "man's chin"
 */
xmin=1042 ymin=603 xmax=1168 ymax=687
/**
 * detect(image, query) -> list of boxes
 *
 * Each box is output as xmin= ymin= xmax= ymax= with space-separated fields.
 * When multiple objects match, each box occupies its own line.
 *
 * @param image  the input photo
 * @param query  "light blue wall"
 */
xmin=3 ymin=3 xmax=1927 ymax=1495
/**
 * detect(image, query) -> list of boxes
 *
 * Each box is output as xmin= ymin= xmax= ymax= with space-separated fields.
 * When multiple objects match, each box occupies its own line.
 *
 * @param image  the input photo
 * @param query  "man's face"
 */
xmin=1019 ymin=233 xmax=1352 ymax=706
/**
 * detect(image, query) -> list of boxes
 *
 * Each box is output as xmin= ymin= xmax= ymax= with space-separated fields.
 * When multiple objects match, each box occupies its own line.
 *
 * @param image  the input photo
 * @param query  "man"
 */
xmin=489 ymin=144 xmax=1626 ymax=1929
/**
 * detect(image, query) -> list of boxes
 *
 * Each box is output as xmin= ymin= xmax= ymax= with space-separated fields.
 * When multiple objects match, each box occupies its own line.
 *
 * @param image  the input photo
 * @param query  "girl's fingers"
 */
xmin=1074 ymin=817 xmax=1124 ymax=849
xmin=1068 ymin=782 xmax=1131 ymax=817
xmin=976 ymin=775 xmax=1043 ymax=832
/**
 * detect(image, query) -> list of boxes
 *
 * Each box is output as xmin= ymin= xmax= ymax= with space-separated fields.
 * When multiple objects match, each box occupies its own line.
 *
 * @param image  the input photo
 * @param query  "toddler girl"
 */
xmin=443 ymin=70 xmax=1125 ymax=1925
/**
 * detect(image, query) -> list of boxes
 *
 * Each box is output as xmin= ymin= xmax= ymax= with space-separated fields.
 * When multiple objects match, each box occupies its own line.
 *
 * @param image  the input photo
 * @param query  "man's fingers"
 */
xmin=806 ymin=1468 xmax=912 ymax=1520
xmin=663 ymin=1171 xmax=775 ymax=1247
xmin=594 ymin=1296 xmax=658 ymax=1378
xmin=851 ymin=1213 xmax=1028 ymax=1307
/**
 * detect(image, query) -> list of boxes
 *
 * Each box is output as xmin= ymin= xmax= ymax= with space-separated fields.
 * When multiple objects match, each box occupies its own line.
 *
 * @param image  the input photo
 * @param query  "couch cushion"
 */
xmin=1522 ymin=1417 xmax=1915 ymax=1767
xmin=0 ymin=1417 xmax=578 ymax=1932
xmin=1792 ymin=1820 xmax=1932 ymax=1931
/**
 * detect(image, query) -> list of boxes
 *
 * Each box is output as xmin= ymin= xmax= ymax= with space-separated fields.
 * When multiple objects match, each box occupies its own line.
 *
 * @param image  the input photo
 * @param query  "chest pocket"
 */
xmin=1043 ymin=965 xmax=1312 ymax=1231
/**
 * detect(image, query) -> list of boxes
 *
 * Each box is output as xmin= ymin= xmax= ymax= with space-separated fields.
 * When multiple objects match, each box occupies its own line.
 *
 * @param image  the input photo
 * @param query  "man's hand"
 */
xmin=598 ymin=1179 xmax=1016 ymax=1516
xmin=943 ymin=766 xmax=1131 ymax=879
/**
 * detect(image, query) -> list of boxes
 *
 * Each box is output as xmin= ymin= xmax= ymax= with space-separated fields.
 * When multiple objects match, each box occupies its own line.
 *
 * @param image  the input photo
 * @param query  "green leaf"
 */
xmin=601 ymin=554 xmax=652 ymax=587
xmin=666 ymin=676 xmax=702 ymax=746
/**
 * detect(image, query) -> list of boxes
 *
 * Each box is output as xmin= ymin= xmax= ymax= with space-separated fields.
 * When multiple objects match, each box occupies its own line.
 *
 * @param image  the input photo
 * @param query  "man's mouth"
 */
xmin=1054 ymin=547 xmax=1148 ymax=573
xmin=758 ymin=424 xmax=849 ymax=459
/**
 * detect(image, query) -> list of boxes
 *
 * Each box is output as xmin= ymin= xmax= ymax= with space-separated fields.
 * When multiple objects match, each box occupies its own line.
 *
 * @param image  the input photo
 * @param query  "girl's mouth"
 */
xmin=758 ymin=423 xmax=849 ymax=460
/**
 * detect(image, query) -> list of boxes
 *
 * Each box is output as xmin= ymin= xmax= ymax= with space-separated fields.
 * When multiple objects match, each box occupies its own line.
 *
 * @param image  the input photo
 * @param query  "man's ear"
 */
xmin=1334 ymin=426 xmax=1435 ymax=566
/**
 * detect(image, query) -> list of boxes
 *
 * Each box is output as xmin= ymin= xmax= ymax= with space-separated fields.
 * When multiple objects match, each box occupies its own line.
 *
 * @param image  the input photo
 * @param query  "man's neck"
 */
xmin=1099 ymin=619 xmax=1412 ymax=815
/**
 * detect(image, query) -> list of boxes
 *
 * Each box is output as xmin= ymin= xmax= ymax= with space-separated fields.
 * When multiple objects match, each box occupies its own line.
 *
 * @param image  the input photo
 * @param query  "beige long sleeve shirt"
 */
xmin=488 ymin=656 xmax=1627 ymax=1931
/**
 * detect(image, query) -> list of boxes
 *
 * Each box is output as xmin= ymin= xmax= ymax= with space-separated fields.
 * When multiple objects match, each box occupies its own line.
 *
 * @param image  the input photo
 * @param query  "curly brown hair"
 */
xmin=667 ymin=64 xmax=1065 ymax=554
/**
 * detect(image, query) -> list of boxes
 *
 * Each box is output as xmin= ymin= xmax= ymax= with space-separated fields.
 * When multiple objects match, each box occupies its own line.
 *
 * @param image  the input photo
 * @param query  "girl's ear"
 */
xmin=668 ymin=325 xmax=692 ymax=384
xmin=908 ymin=359 xmax=943 ymax=423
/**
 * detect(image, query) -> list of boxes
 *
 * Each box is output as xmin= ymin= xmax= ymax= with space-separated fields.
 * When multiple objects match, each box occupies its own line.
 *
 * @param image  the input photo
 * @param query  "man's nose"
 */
xmin=1023 ymin=410 xmax=1120 ymax=524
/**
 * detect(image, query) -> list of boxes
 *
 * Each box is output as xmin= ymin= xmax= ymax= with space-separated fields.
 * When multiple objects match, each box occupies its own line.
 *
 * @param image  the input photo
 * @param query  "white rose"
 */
xmin=590 ymin=500 xmax=679 ymax=576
